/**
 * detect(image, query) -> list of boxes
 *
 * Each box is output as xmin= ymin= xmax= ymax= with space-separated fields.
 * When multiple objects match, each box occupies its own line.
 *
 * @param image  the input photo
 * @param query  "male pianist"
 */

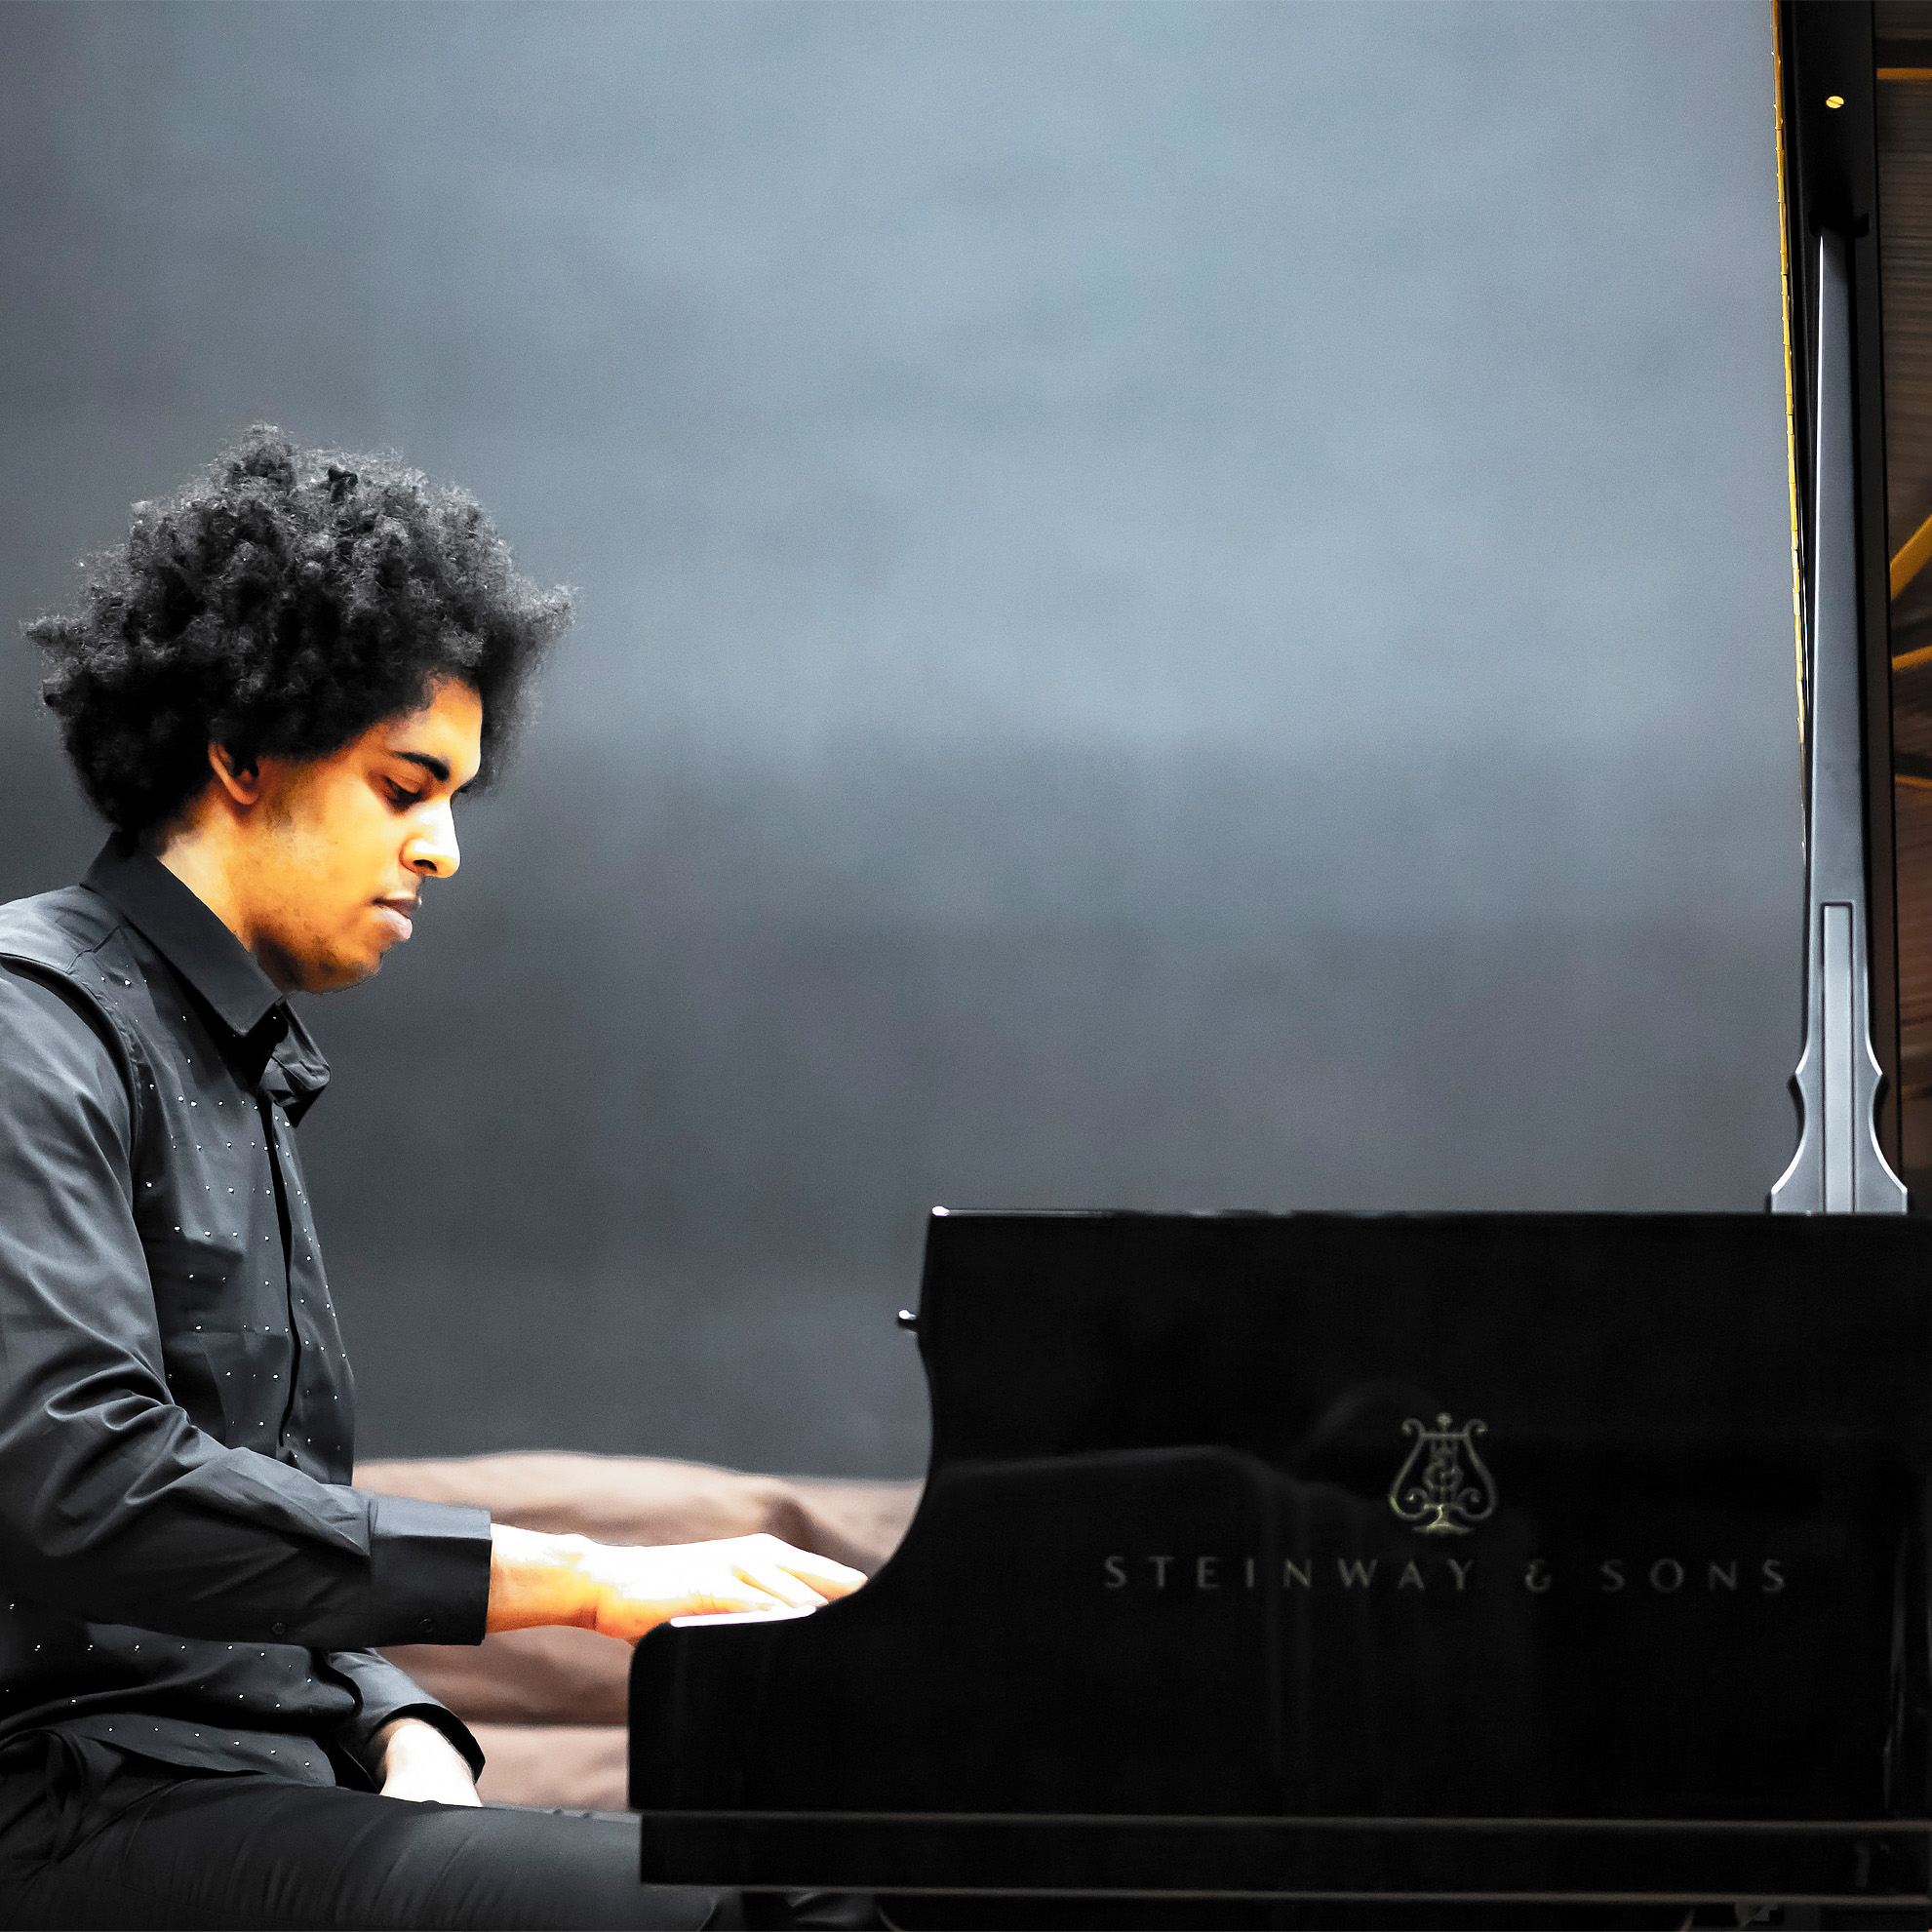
xmin=0 ymin=429 xmax=865 ymax=1929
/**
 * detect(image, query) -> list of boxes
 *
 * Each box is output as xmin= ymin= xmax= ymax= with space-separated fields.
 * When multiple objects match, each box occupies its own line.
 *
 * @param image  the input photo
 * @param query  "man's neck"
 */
xmin=147 ymin=817 xmax=283 ymax=984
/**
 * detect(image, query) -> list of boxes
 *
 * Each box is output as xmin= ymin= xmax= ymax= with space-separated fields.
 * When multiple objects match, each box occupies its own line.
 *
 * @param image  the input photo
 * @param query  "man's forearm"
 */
xmin=486 ymin=1522 xmax=600 ymax=1631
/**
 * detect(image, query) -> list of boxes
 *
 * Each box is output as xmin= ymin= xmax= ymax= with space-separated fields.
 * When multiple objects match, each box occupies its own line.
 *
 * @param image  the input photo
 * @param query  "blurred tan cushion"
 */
xmin=357 ymin=1453 xmax=921 ymax=1732
xmin=470 ymin=1722 xmax=629 ymax=1812
xmin=383 ymin=1622 xmax=633 ymax=1726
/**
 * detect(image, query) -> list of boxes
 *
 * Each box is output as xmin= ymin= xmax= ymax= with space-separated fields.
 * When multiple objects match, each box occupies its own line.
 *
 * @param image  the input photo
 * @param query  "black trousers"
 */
xmin=0 ymin=1737 xmax=848 ymax=1931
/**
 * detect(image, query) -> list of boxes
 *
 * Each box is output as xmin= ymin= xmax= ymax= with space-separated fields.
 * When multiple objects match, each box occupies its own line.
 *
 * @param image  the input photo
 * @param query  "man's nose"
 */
xmin=404 ymin=804 xmax=461 ymax=880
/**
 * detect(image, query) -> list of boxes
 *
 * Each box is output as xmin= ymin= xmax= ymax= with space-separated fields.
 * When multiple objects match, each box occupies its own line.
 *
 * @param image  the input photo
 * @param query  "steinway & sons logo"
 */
xmin=1099 ymin=1411 xmax=1789 ymax=1597
xmin=1387 ymin=1412 xmax=1497 ymax=1535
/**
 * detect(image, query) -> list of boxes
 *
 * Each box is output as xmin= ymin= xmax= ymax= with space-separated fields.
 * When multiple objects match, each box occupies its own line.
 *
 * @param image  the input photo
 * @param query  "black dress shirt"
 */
xmin=0 ymin=838 xmax=494 ymax=1786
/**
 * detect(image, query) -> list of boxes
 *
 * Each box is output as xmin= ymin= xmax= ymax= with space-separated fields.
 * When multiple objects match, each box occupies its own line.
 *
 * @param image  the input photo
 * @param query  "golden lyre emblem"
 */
xmin=1387 ymin=1413 xmax=1498 ymax=1536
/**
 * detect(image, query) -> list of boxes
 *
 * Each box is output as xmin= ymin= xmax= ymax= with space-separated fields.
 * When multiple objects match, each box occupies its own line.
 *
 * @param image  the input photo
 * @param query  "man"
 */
xmin=0 ymin=430 xmax=866 ymax=1929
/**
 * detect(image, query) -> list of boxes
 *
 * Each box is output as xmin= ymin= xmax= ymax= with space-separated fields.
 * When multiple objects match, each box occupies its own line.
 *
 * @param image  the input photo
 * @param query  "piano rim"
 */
xmin=635 ymin=1807 xmax=1932 ymax=1905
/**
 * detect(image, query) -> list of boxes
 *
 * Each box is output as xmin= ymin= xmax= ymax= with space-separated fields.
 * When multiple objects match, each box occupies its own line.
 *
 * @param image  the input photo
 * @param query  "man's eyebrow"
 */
xmin=396 ymin=751 xmax=452 ymax=784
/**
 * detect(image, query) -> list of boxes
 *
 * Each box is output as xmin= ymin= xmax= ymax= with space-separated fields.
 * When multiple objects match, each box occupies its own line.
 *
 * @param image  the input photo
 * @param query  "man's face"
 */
xmin=232 ymin=678 xmax=484 ymax=994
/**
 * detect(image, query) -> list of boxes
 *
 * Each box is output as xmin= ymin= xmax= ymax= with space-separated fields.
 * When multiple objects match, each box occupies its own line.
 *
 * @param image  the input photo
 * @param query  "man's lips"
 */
xmin=372 ymin=899 xmax=417 ymax=943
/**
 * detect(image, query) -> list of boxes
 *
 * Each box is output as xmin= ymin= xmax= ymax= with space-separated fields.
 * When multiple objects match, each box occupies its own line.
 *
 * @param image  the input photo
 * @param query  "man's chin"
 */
xmin=298 ymin=950 xmax=383 ymax=995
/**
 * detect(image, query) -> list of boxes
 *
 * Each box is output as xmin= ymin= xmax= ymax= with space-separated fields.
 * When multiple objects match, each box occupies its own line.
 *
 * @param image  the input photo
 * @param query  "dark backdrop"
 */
xmin=0 ymin=2 xmax=1799 ymax=1477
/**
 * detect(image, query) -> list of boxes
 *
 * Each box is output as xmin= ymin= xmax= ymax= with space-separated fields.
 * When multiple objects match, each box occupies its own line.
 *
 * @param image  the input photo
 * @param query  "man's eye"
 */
xmin=386 ymin=784 xmax=423 ymax=808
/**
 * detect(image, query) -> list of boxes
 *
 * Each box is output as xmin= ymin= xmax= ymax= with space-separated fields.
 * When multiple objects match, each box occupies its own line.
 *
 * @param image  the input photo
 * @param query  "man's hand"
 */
xmin=487 ymin=1524 xmax=867 ymax=1643
xmin=376 ymin=1715 xmax=482 ymax=1806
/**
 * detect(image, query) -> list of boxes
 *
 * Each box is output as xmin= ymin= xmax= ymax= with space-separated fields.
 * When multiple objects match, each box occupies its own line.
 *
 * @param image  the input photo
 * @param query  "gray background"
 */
xmin=0 ymin=1 xmax=1800 ymax=1478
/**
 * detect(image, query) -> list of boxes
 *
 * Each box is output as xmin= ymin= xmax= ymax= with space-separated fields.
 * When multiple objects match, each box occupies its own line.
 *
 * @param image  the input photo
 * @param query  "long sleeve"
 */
xmin=0 ymin=964 xmax=493 ymax=1651
xmin=324 ymin=1648 xmax=487 ymax=1784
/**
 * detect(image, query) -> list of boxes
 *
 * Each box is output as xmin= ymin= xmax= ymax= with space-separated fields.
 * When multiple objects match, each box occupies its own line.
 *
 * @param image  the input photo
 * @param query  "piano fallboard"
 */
xmin=630 ymin=1211 xmax=1932 ymax=1911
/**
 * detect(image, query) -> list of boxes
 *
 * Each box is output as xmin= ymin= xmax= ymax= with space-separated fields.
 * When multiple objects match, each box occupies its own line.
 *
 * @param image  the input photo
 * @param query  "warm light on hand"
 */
xmin=375 ymin=1716 xmax=482 ymax=1806
xmin=486 ymin=1524 xmax=867 ymax=1643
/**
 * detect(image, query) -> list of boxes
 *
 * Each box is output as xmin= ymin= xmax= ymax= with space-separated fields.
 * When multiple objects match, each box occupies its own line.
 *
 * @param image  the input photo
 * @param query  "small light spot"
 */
xmin=1827 ymin=93 xmax=1844 ymax=108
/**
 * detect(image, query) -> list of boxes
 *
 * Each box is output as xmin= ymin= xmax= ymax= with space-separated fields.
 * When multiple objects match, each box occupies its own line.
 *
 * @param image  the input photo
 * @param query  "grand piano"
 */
xmin=632 ymin=8 xmax=1932 ymax=1924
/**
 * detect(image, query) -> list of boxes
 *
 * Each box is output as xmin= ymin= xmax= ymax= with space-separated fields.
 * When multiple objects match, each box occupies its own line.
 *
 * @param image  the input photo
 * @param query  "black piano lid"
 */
xmin=915 ymin=1208 xmax=1932 ymax=1463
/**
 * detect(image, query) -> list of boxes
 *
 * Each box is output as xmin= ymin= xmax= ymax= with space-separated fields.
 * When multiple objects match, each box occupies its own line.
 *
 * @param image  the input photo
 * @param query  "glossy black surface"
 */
xmin=632 ymin=1211 xmax=1932 ymax=1916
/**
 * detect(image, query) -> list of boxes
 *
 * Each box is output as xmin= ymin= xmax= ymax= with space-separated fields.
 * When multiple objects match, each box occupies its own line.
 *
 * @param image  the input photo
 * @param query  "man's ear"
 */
xmin=208 ymin=743 xmax=264 ymax=807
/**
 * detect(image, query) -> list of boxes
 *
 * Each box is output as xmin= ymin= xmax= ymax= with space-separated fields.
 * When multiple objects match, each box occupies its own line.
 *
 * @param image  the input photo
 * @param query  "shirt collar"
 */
xmin=82 ymin=833 xmax=286 ymax=1038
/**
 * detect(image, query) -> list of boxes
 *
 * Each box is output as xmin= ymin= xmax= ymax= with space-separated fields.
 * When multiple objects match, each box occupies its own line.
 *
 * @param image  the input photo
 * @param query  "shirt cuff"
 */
xmin=378 ymin=1702 xmax=487 ymax=1784
xmin=344 ymin=1700 xmax=487 ymax=1787
xmin=323 ymin=1646 xmax=489 ymax=1786
xmin=363 ymin=1491 xmax=493 ymax=1647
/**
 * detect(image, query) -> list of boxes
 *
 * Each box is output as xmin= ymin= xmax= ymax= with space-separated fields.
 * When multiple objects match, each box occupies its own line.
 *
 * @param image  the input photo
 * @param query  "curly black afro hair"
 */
xmin=26 ymin=426 xmax=572 ymax=834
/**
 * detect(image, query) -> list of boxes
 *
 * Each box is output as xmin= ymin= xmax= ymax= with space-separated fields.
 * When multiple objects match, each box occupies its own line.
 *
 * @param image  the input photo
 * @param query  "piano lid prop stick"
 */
xmin=1769 ymin=229 xmax=1907 ymax=1215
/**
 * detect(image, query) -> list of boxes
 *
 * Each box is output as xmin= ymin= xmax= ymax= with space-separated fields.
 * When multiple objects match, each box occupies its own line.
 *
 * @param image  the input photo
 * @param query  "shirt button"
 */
xmin=417 ymin=1619 xmax=435 ymax=1636
xmin=271 ymin=1622 xmax=287 ymax=1636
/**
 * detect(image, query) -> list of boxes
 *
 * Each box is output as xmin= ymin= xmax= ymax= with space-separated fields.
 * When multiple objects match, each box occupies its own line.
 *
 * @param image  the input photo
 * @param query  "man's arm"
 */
xmin=0 ymin=966 xmax=492 ymax=1648
xmin=0 ymin=966 xmax=862 ymax=1668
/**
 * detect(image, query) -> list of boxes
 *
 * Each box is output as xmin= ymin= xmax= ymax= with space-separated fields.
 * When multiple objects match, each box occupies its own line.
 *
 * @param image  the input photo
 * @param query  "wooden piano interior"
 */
xmin=1760 ymin=2 xmax=1932 ymax=1207
xmin=1880 ymin=3 xmax=1932 ymax=1194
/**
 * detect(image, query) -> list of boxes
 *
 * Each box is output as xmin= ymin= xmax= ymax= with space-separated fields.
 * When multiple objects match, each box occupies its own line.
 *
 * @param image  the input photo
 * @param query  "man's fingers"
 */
xmin=688 ymin=1576 xmax=789 ymax=1616
xmin=735 ymin=1563 xmax=828 ymax=1610
xmin=778 ymin=1556 xmax=866 ymax=1598
xmin=600 ymin=1583 xmax=785 ymax=1639
xmin=742 ymin=1537 xmax=867 ymax=1598
xmin=580 ymin=1534 xmax=871 ymax=1640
